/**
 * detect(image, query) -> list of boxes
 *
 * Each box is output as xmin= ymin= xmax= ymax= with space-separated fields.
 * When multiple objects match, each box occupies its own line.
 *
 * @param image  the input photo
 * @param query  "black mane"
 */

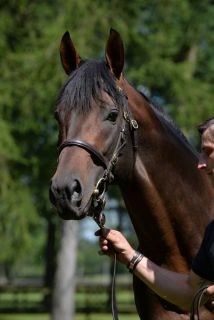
xmin=140 ymin=91 xmax=190 ymax=146
xmin=57 ymin=60 xmax=125 ymax=114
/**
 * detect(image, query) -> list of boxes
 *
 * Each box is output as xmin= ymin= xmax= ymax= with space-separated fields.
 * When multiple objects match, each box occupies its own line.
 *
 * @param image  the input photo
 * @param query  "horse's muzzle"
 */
xmin=49 ymin=178 xmax=87 ymax=220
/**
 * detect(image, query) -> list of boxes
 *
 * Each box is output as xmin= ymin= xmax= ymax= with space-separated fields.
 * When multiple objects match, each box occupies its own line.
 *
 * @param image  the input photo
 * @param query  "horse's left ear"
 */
xmin=60 ymin=31 xmax=81 ymax=75
xmin=105 ymin=28 xmax=124 ymax=79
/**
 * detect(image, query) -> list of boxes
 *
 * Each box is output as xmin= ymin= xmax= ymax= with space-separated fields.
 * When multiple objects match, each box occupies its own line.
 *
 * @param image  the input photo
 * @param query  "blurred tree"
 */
xmin=125 ymin=0 xmax=214 ymax=141
xmin=51 ymin=221 xmax=78 ymax=320
xmin=0 ymin=0 xmax=63 ymax=302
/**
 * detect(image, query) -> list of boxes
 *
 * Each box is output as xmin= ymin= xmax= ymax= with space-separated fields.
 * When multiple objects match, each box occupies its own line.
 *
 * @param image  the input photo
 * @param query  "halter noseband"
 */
xmin=58 ymin=139 xmax=108 ymax=169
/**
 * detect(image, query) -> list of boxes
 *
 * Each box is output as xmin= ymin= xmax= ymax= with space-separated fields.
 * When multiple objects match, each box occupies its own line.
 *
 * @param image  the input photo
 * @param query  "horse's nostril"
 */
xmin=74 ymin=179 xmax=81 ymax=194
xmin=49 ymin=178 xmax=82 ymax=208
xmin=65 ymin=179 xmax=82 ymax=203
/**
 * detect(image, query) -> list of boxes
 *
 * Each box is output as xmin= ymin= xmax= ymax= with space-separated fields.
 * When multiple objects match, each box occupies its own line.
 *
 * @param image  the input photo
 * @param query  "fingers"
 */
xmin=96 ymin=231 xmax=115 ymax=257
xmin=99 ymin=237 xmax=109 ymax=252
xmin=206 ymin=285 xmax=214 ymax=296
xmin=98 ymin=238 xmax=114 ymax=257
xmin=95 ymin=228 xmax=134 ymax=265
xmin=99 ymin=237 xmax=108 ymax=248
xmin=95 ymin=228 xmax=113 ymax=254
xmin=95 ymin=228 xmax=127 ymax=252
xmin=95 ymin=228 xmax=121 ymax=242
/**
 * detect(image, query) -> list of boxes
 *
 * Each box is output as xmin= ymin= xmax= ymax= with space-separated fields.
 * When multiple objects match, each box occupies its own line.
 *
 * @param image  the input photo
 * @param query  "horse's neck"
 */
xmin=119 ymin=156 xmax=191 ymax=271
xmin=119 ymin=81 xmax=214 ymax=271
xmin=120 ymin=151 xmax=213 ymax=271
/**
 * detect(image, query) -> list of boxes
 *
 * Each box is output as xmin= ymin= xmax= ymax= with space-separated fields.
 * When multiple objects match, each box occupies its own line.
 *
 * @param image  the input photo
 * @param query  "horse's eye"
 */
xmin=107 ymin=110 xmax=118 ymax=122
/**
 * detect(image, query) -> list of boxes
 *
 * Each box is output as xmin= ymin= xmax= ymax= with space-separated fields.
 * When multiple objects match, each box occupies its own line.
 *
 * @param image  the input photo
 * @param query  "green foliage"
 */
xmin=126 ymin=0 xmax=214 ymax=136
xmin=0 ymin=0 xmax=61 ymax=276
xmin=0 ymin=313 xmax=139 ymax=320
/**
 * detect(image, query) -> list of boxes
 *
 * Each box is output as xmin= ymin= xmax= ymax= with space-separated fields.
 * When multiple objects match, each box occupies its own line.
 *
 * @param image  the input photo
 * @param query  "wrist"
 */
xmin=127 ymin=250 xmax=144 ymax=273
xmin=118 ymin=248 xmax=135 ymax=266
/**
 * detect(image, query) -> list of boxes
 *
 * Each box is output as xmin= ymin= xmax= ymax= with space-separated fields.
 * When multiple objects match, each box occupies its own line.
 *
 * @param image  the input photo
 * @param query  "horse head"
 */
xmin=49 ymin=29 xmax=137 ymax=220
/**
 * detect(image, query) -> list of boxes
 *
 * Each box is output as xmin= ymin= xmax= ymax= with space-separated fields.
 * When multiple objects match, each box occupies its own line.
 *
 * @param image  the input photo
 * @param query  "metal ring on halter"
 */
xmin=93 ymin=177 xmax=107 ymax=199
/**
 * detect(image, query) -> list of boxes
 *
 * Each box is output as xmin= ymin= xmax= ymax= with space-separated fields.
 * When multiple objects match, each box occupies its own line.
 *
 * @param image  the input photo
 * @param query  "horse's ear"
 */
xmin=105 ymin=28 xmax=124 ymax=79
xmin=60 ymin=31 xmax=81 ymax=75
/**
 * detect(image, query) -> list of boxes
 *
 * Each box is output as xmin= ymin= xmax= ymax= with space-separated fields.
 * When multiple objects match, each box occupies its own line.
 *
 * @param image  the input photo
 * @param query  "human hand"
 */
xmin=204 ymin=285 xmax=214 ymax=306
xmin=205 ymin=285 xmax=214 ymax=298
xmin=95 ymin=228 xmax=135 ymax=265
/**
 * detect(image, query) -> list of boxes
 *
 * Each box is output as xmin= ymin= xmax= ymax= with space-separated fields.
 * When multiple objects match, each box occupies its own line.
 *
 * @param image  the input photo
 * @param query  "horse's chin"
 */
xmin=57 ymin=209 xmax=86 ymax=220
xmin=55 ymin=199 xmax=92 ymax=220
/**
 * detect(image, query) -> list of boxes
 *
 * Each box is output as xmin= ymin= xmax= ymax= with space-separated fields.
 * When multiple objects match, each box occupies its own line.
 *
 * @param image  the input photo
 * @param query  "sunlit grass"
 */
xmin=0 ymin=275 xmax=137 ymax=320
xmin=0 ymin=315 xmax=48 ymax=320
xmin=0 ymin=313 xmax=139 ymax=320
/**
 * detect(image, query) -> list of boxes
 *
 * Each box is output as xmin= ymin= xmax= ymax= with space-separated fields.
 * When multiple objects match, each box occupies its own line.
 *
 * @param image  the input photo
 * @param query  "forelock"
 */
xmin=57 ymin=60 xmax=124 ymax=114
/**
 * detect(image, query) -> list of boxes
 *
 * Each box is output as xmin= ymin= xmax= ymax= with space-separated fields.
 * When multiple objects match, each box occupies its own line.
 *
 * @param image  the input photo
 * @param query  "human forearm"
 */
xmin=98 ymin=228 xmax=197 ymax=310
xmin=133 ymin=256 xmax=194 ymax=310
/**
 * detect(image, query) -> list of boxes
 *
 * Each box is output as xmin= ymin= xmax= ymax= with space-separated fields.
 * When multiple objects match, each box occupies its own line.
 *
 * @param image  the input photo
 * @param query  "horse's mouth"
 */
xmin=53 ymin=195 xmax=93 ymax=220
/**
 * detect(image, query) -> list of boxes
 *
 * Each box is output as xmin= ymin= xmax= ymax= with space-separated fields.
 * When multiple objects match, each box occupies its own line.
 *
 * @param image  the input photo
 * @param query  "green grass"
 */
xmin=0 ymin=277 xmax=137 ymax=319
xmin=0 ymin=315 xmax=48 ymax=320
xmin=0 ymin=313 xmax=139 ymax=320
xmin=0 ymin=287 xmax=136 ymax=312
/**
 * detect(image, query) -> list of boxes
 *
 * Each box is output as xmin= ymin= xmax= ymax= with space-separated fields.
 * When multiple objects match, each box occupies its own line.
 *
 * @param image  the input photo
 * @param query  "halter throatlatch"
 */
xmin=57 ymin=90 xmax=138 ymax=227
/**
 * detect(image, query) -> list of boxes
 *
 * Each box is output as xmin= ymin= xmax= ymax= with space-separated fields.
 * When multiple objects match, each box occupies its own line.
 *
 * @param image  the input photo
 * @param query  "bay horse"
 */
xmin=49 ymin=29 xmax=214 ymax=319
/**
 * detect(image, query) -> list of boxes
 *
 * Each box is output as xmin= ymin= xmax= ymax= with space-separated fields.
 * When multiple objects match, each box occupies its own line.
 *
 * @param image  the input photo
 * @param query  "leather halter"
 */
xmin=58 ymin=139 xmax=108 ymax=169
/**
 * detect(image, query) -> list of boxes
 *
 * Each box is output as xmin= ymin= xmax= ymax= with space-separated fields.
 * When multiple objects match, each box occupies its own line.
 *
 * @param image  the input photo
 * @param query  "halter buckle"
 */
xmin=111 ymin=154 xmax=118 ymax=166
xmin=131 ymin=119 xmax=138 ymax=130
xmin=124 ymin=112 xmax=138 ymax=130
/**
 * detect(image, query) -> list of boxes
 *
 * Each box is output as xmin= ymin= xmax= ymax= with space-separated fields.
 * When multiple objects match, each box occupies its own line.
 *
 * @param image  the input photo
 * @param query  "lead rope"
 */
xmin=92 ymin=210 xmax=119 ymax=320
xmin=111 ymin=252 xmax=119 ymax=320
xmin=190 ymin=285 xmax=210 ymax=320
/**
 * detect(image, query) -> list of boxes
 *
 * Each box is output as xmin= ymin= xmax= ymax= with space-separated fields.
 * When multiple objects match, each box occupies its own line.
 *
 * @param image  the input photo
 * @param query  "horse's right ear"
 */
xmin=60 ymin=31 xmax=81 ymax=75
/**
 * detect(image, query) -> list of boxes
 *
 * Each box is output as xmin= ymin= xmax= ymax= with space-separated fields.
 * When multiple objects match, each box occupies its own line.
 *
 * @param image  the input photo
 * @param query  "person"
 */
xmin=96 ymin=117 xmax=214 ymax=311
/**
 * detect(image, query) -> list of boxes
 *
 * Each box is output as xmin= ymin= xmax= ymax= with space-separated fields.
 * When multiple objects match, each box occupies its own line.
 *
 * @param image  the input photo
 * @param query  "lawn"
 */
xmin=0 ymin=276 xmax=138 ymax=319
xmin=0 ymin=313 xmax=139 ymax=320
